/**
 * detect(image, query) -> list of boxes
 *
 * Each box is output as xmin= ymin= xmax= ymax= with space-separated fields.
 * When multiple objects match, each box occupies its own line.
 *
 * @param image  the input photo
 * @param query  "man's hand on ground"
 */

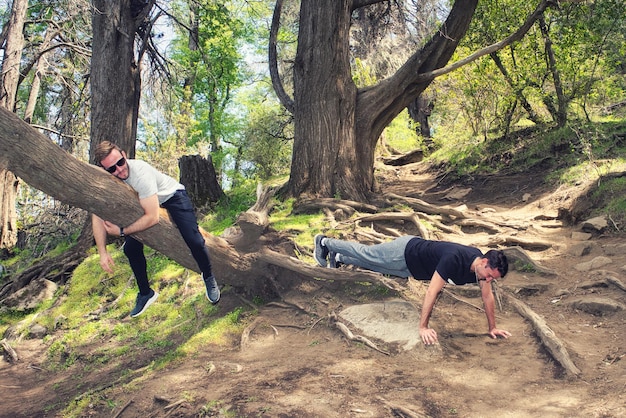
xmin=489 ymin=328 xmax=512 ymax=339
xmin=420 ymin=327 xmax=438 ymax=345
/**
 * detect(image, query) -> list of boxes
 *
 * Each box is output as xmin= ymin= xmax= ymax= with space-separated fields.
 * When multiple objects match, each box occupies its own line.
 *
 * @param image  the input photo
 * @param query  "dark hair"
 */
xmin=94 ymin=141 xmax=123 ymax=166
xmin=484 ymin=250 xmax=508 ymax=278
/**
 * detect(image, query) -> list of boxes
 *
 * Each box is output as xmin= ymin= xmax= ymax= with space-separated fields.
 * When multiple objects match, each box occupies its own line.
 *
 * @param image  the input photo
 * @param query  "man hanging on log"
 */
xmin=92 ymin=141 xmax=220 ymax=317
xmin=314 ymin=235 xmax=510 ymax=345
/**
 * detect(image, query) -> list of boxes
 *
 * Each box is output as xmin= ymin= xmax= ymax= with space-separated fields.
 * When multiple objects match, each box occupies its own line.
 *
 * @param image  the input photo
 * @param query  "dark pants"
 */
xmin=124 ymin=190 xmax=213 ymax=295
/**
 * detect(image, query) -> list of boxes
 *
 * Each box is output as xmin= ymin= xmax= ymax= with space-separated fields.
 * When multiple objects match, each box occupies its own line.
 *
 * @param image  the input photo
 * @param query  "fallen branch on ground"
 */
xmin=1 ymin=339 xmax=18 ymax=362
xmin=376 ymin=396 xmax=428 ymax=418
xmin=329 ymin=312 xmax=390 ymax=355
xmin=502 ymin=291 xmax=581 ymax=377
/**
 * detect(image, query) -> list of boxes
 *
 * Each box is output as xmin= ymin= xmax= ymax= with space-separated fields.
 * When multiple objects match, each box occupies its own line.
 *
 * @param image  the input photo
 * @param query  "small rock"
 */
xmin=603 ymin=243 xmax=626 ymax=256
xmin=574 ymin=256 xmax=613 ymax=272
xmin=29 ymin=324 xmax=48 ymax=339
xmin=567 ymin=242 xmax=592 ymax=257
xmin=522 ymin=193 xmax=532 ymax=202
xmin=579 ymin=280 xmax=609 ymax=289
xmin=513 ymin=283 xmax=549 ymax=296
xmin=581 ymin=216 xmax=608 ymax=233
xmin=569 ymin=297 xmax=625 ymax=316
xmin=443 ymin=187 xmax=471 ymax=200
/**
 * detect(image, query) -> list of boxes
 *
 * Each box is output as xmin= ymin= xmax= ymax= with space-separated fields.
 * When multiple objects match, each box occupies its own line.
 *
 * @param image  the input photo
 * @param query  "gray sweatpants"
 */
xmin=324 ymin=235 xmax=414 ymax=278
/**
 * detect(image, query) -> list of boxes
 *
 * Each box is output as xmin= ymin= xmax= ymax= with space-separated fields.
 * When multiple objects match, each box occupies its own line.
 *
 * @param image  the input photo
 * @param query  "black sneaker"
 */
xmin=328 ymin=251 xmax=342 ymax=269
xmin=314 ymin=234 xmax=329 ymax=267
xmin=203 ymin=274 xmax=220 ymax=304
xmin=130 ymin=289 xmax=158 ymax=318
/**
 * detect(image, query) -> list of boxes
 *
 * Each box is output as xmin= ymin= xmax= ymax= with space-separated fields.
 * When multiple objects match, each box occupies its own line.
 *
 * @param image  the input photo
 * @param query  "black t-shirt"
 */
xmin=404 ymin=237 xmax=483 ymax=285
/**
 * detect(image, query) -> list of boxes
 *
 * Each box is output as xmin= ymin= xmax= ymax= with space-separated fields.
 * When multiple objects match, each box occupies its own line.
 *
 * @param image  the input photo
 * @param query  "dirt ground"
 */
xmin=1 ymin=163 xmax=625 ymax=418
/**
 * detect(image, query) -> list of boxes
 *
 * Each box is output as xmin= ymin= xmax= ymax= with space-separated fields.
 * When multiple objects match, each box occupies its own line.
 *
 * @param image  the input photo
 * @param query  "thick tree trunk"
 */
xmin=90 ymin=0 xmax=142 ymax=161
xmin=408 ymin=94 xmax=434 ymax=141
xmin=286 ymin=0 xmax=360 ymax=199
xmin=0 ymin=0 xmax=28 ymax=249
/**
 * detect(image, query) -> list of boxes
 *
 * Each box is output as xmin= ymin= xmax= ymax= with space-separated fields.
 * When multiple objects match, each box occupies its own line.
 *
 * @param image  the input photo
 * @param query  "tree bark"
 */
xmin=178 ymin=154 xmax=225 ymax=208
xmin=0 ymin=0 xmax=28 ymax=249
xmin=538 ymin=15 xmax=567 ymax=127
xmin=90 ymin=0 xmax=143 ymax=161
xmin=287 ymin=0 xmax=359 ymax=199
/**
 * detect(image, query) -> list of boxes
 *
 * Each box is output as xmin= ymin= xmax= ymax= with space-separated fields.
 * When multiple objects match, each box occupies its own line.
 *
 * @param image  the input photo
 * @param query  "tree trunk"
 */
xmin=280 ymin=0 xmax=478 ymax=201
xmin=286 ymin=0 xmax=359 ymax=199
xmin=0 ymin=0 xmax=28 ymax=249
xmin=538 ymin=15 xmax=567 ymax=127
xmin=178 ymin=154 xmax=225 ymax=208
xmin=89 ymin=0 xmax=142 ymax=161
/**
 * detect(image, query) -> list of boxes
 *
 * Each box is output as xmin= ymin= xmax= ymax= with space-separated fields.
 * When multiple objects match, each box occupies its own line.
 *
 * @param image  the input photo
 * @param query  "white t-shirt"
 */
xmin=124 ymin=159 xmax=183 ymax=204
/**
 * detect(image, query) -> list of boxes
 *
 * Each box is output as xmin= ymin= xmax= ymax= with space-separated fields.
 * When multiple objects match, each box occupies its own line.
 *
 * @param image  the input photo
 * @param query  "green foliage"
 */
xmin=200 ymin=180 xmax=259 ymax=234
xmin=430 ymin=120 xmax=626 ymax=184
xmin=590 ymin=176 xmax=626 ymax=231
xmin=383 ymin=109 xmax=421 ymax=153
xmin=169 ymin=0 xmax=250 ymax=148
xmin=442 ymin=0 xmax=626 ymax=137
xmin=234 ymin=88 xmax=293 ymax=180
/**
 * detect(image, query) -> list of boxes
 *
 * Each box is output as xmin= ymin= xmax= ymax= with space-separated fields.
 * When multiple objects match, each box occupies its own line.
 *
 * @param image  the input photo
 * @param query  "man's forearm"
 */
xmin=481 ymin=283 xmax=497 ymax=331
xmin=92 ymin=214 xmax=108 ymax=252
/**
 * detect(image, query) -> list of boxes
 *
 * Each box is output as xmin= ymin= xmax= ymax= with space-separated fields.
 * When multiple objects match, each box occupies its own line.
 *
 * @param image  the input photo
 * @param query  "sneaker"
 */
xmin=313 ymin=234 xmax=329 ymax=267
xmin=203 ymin=274 xmax=220 ymax=304
xmin=328 ymin=251 xmax=342 ymax=269
xmin=130 ymin=289 xmax=158 ymax=317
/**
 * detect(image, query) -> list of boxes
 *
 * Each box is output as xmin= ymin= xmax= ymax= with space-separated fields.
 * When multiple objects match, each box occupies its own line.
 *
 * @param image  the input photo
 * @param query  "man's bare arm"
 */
xmin=419 ymin=272 xmax=446 ymax=345
xmin=479 ymin=280 xmax=511 ymax=339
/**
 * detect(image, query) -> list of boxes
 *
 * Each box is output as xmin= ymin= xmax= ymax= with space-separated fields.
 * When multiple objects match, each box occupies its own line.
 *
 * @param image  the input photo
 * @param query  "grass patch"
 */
xmin=200 ymin=180 xmax=258 ymax=235
xmin=429 ymin=121 xmax=626 ymax=183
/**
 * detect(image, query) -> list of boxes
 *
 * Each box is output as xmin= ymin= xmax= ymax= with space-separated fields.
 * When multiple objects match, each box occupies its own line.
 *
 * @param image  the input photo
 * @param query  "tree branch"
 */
xmin=269 ymin=0 xmax=295 ymax=113
xmin=414 ymin=0 xmax=554 ymax=83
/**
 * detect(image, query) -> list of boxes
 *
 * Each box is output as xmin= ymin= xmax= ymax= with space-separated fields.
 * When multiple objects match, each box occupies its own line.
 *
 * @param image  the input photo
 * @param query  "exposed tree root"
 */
xmin=488 ymin=235 xmax=553 ymax=251
xmin=503 ymin=291 xmax=581 ymax=377
xmin=329 ymin=312 xmax=390 ymax=355
xmin=376 ymin=396 xmax=428 ymax=418
xmin=293 ymin=198 xmax=378 ymax=215
xmin=502 ymin=246 xmax=557 ymax=276
xmin=591 ymin=271 xmax=626 ymax=292
xmin=385 ymin=192 xmax=466 ymax=219
xmin=355 ymin=212 xmax=430 ymax=240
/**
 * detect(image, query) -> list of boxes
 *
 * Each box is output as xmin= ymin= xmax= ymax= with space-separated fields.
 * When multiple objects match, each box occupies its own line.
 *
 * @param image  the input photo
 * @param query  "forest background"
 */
xmin=0 ymin=0 xmax=625 ymax=416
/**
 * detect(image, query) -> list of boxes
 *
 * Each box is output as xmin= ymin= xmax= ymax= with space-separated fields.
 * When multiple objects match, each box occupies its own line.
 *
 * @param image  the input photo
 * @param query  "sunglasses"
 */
xmin=104 ymin=157 xmax=126 ymax=173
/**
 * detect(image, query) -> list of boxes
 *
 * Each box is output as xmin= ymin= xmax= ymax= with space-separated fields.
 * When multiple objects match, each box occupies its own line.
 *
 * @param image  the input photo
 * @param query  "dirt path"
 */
xmin=2 ymin=165 xmax=625 ymax=417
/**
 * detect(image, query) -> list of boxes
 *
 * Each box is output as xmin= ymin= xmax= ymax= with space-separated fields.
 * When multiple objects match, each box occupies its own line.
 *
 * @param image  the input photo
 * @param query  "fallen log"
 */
xmin=502 ymin=292 xmax=581 ymax=377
